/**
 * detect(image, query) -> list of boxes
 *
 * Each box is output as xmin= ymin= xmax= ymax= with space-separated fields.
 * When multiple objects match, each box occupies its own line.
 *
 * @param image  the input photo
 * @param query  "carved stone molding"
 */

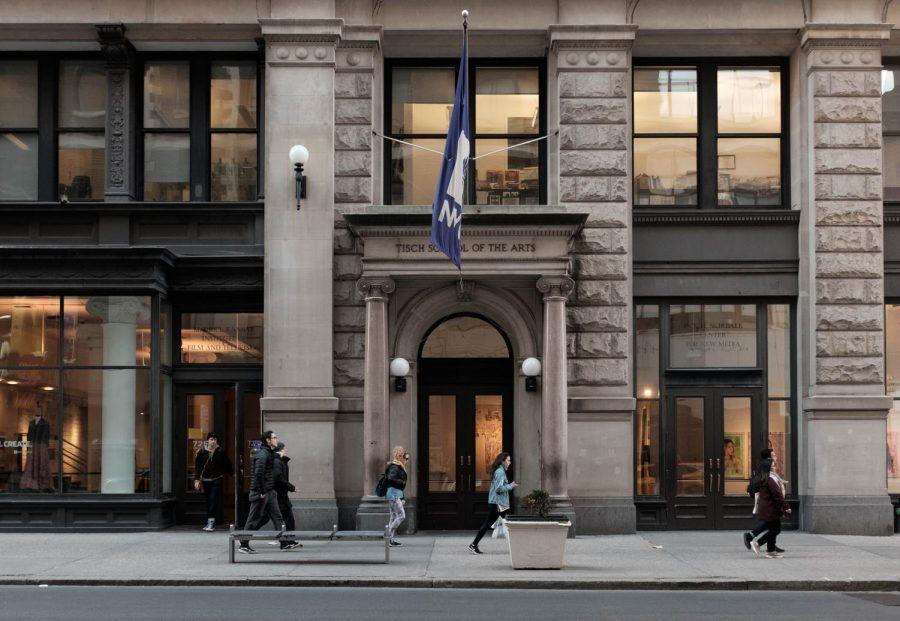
xmin=801 ymin=24 xmax=891 ymax=70
xmin=97 ymin=24 xmax=135 ymax=68
xmin=537 ymin=275 xmax=575 ymax=301
xmin=97 ymin=24 xmax=135 ymax=198
xmin=260 ymin=18 xmax=342 ymax=67
xmin=548 ymin=25 xmax=636 ymax=63
xmin=356 ymin=277 xmax=396 ymax=301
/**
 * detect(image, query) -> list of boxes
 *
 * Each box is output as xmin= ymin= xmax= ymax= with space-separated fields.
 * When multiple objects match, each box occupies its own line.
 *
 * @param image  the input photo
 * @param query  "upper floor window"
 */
xmin=883 ymin=64 xmax=900 ymax=202
xmin=633 ymin=61 xmax=786 ymax=208
xmin=386 ymin=60 xmax=544 ymax=205
xmin=0 ymin=61 xmax=39 ymax=200
xmin=58 ymin=61 xmax=106 ymax=202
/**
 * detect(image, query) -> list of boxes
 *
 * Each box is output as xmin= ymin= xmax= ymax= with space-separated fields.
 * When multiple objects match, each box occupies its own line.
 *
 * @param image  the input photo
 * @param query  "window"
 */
xmin=633 ymin=61 xmax=786 ymax=208
xmin=0 ymin=296 xmax=153 ymax=494
xmin=635 ymin=305 xmax=661 ymax=496
xmin=766 ymin=304 xmax=792 ymax=495
xmin=58 ymin=61 xmax=106 ymax=201
xmin=386 ymin=61 xmax=544 ymax=205
xmin=0 ymin=61 xmax=39 ymax=200
xmin=180 ymin=313 xmax=263 ymax=364
xmin=886 ymin=304 xmax=900 ymax=494
xmin=669 ymin=304 xmax=757 ymax=368
xmin=141 ymin=58 xmax=259 ymax=202
xmin=883 ymin=65 xmax=900 ymax=201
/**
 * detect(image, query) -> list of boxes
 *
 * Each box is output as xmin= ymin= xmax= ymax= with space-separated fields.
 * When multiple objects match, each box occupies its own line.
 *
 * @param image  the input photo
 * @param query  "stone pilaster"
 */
xmin=258 ymin=18 xmax=342 ymax=530
xmin=355 ymin=277 xmax=395 ymax=530
xmin=799 ymin=24 xmax=894 ymax=535
xmin=97 ymin=24 xmax=136 ymax=201
xmin=549 ymin=25 xmax=636 ymax=534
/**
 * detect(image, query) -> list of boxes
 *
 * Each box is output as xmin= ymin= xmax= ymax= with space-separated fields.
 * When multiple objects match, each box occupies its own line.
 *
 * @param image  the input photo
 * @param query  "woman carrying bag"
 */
xmin=469 ymin=451 xmax=517 ymax=555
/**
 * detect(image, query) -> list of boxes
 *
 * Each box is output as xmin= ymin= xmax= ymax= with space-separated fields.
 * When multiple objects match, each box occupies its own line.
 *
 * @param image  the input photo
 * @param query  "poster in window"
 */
xmin=723 ymin=432 xmax=749 ymax=479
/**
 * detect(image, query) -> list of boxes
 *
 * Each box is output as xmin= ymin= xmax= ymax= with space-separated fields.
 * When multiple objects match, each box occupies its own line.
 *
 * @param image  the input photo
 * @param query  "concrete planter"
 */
xmin=503 ymin=516 xmax=571 ymax=569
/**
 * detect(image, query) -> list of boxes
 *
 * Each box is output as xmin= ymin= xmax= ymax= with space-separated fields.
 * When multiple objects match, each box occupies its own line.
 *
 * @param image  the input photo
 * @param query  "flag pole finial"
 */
xmin=462 ymin=9 xmax=469 ymax=26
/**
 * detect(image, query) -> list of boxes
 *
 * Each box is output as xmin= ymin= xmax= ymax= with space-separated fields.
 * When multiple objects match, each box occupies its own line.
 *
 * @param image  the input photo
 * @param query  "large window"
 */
xmin=58 ymin=61 xmax=106 ymax=201
xmin=0 ymin=61 xmax=39 ymax=200
xmin=0 ymin=296 xmax=153 ymax=494
xmin=386 ymin=61 xmax=544 ymax=206
xmin=179 ymin=312 xmax=263 ymax=364
xmin=886 ymin=304 xmax=900 ymax=494
xmin=883 ymin=64 xmax=900 ymax=201
xmin=633 ymin=61 xmax=786 ymax=208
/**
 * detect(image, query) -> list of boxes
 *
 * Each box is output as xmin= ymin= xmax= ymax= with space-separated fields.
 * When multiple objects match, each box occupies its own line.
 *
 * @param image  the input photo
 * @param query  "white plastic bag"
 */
xmin=491 ymin=517 xmax=507 ymax=539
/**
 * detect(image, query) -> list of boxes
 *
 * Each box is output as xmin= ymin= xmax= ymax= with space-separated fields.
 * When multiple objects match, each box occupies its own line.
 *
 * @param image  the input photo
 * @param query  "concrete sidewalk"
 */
xmin=0 ymin=530 xmax=898 ymax=591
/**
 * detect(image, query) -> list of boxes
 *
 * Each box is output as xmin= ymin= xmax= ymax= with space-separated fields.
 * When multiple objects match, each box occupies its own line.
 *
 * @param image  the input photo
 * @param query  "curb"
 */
xmin=1 ymin=578 xmax=898 ymax=591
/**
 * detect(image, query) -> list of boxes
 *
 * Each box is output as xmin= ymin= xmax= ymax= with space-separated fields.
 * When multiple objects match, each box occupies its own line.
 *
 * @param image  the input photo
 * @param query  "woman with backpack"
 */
xmin=468 ymin=451 xmax=518 ymax=555
xmin=383 ymin=446 xmax=409 ymax=547
xmin=745 ymin=455 xmax=790 ymax=558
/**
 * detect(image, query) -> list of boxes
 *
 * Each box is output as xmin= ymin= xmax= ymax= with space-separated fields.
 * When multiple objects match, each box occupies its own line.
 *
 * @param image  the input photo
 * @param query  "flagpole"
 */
xmin=459 ymin=9 xmax=469 ymax=283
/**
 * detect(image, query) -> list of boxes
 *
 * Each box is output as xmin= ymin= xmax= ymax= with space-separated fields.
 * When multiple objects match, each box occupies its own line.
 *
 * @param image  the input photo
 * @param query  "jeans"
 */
xmin=202 ymin=479 xmax=224 ymax=522
xmin=472 ymin=504 xmax=510 ymax=547
xmin=756 ymin=519 xmax=782 ymax=552
xmin=386 ymin=498 xmax=406 ymax=538
xmin=277 ymin=491 xmax=296 ymax=548
xmin=239 ymin=492 xmax=285 ymax=547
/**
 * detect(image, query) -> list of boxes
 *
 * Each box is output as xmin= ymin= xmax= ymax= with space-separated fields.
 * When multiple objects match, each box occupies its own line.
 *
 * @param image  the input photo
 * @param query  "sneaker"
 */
xmin=389 ymin=539 xmax=402 ymax=547
xmin=750 ymin=541 xmax=761 ymax=556
xmin=237 ymin=545 xmax=256 ymax=555
xmin=774 ymin=546 xmax=785 ymax=554
xmin=743 ymin=532 xmax=752 ymax=550
xmin=766 ymin=551 xmax=781 ymax=559
xmin=281 ymin=542 xmax=300 ymax=551
xmin=468 ymin=544 xmax=482 ymax=555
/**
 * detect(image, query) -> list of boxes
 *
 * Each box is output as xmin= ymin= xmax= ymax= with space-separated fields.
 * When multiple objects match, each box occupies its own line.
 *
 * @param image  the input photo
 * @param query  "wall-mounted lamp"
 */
xmin=390 ymin=357 xmax=410 ymax=392
xmin=522 ymin=357 xmax=541 ymax=392
xmin=289 ymin=144 xmax=309 ymax=210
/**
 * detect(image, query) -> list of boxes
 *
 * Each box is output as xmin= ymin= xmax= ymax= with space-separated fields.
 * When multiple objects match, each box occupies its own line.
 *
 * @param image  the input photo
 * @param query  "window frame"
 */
xmin=882 ymin=58 xmax=900 ymax=206
xmin=383 ymin=57 xmax=547 ymax=206
xmin=632 ymin=58 xmax=790 ymax=210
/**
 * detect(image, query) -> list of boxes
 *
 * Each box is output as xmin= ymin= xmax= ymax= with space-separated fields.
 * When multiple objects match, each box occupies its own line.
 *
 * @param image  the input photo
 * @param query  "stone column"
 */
xmin=97 ymin=24 xmax=136 ymax=202
xmin=549 ymin=25 xmax=637 ymax=534
xmin=537 ymin=276 xmax=576 ymax=526
xmin=799 ymin=24 xmax=894 ymax=535
xmin=86 ymin=296 xmax=148 ymax=494
xmin=355 ymin=277 xmax=395 ymax=530
xmin=258 ymin=18 xmax=342 ymax=529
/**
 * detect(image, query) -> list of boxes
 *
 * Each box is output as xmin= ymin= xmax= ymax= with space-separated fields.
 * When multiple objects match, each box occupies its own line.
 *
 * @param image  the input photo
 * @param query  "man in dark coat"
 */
xmin=238 ymin=430 xmax=285 ymax=554
xmin=193 ymin=432 xmax=234 ymax=531
xmin=273 ymin=442 xmax=299 ymax=550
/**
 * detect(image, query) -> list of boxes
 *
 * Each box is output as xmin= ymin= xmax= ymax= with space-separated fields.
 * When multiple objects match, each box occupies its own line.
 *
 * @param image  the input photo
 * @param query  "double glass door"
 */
xmin=175 ymin=382 xmax=261 ymax=525
xmin=667 ymin=387 xmax=762 ymax=529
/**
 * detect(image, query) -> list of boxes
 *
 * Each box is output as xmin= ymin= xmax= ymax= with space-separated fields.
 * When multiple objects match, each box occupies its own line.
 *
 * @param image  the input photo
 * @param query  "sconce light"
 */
xmin=289 ymin=144 xmax=309 ymax=210
xmin=390 ymin=357 xmax=410 ymax=392
xmin=522 ymin=357 xmax=541 ymax=392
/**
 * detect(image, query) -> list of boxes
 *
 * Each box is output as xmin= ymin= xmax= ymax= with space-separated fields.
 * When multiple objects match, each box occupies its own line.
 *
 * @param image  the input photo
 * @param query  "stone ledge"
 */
xmin=802 ymin=394 xmax=893 ymax=412
xmin=259 ymin=396 xmax=341 ymax=415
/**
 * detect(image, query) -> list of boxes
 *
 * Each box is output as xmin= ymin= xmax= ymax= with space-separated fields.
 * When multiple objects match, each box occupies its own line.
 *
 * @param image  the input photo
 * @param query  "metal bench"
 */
xmin=228 ymin=524 xmax=390 ymax=563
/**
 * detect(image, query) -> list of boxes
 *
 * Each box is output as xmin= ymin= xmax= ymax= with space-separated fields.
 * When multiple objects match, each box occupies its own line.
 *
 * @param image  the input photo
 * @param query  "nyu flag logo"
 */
xmin=431 ymin=36 xmax=469 ymax=269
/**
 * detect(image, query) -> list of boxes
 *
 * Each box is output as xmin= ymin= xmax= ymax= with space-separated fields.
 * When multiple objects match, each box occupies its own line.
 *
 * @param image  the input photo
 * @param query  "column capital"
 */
xmin=549 ymin=25 xmax=636 ymax=67
xmin=801 ymin=23 xmax=891 ymax=68
xmin=337 ymin=25 xmax=382 ymax=73
xmin=97 ymin=23 xmax=135 ymax=68
xmin=357 ymin=277 xmax=396 ymax=301
xmin=86 ymin=296 xmax=150 ymax=324
xmin=260 ymin=18 xmax=343 ymax=67
xmin=537 ymin=275 xmax=575 ymax=301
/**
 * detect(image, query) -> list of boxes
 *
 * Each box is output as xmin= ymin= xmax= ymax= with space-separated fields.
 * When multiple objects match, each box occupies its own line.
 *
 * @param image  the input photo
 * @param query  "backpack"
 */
xmin=747 ymin=471 xmax=767 ymax=497
xmin=374 ymin=473 xmax=388 ymax=497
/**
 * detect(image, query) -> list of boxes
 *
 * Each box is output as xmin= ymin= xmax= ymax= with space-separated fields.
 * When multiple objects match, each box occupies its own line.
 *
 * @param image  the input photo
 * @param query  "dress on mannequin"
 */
xmin=19 ymin=414 xmax=53 ymax=491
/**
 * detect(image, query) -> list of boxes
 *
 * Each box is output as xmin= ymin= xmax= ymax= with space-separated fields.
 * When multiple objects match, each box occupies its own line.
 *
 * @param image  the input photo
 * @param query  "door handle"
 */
xmin=467 ymin=455 xmax=472 ymax=466
xmin=708 ymin=473 xmax=713 ymax=493
xmin=460 ymin=455 xmax=464 ymax=467
xmin=715 ymin=458 xmax=721 ymax=472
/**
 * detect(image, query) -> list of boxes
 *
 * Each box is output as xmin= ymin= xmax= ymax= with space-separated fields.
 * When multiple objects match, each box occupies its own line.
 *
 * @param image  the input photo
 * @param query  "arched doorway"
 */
xmin=417 ymin=314 xmax=514 ymax=530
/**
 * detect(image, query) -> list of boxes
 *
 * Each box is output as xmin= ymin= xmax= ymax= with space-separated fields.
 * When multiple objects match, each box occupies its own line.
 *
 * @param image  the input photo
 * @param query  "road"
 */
xmin=0 ymin=587 xmax=897 ymax=620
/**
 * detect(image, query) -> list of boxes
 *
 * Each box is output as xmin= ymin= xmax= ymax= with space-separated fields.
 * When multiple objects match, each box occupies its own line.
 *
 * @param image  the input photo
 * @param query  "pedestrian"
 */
xmin=468 ymin=451 xmax=517 ymax=555
xmin=384 ymin=446 xmax=409 ymax=547
xmin=238 ymin=430 xmax=285 ymax=555
xmin=193 ymin=432 xmax=233 ymax=532
xmin=744 ymin=455 xmax=790 ymax=558
xmin=273 ymin=442 xmax=300 ymax=551
xmin=743 ymin=448 xmax=790 ymax=556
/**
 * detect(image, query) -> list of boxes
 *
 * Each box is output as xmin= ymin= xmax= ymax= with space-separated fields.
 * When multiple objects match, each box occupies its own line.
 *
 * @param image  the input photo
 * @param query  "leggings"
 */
xmin=757 ymin=519 xmax=782 ymax=552
xmin=472 ymin=504 xmax=510 ymax=547
xmin=386 ymin=498 xmax=406 ymax=538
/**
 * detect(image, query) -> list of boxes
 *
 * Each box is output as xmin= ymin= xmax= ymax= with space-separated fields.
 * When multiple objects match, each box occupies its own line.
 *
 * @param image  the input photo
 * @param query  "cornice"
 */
xmin=352 ymin=226 xmax=581 ymax=238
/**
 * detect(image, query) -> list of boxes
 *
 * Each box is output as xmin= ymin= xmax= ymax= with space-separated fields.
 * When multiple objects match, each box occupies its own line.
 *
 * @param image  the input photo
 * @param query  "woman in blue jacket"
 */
xmin=469 ymin=451 xmax=517 ymax=554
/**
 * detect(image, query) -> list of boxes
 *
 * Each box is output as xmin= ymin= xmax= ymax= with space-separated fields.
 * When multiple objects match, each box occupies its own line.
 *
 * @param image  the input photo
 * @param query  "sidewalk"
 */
xmin=0 ymin=530 xmax=898 ymax=590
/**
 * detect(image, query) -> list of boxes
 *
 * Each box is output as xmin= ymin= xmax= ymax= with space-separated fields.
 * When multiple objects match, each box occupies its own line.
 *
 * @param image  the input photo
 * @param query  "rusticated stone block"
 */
xmin=569 ymin=358 xmax=628 ymax=386
xmin=814 ymin=150 xmax=881 ymax=175
xmin=816 ymin=357 xmax=883 ymax=384
xmin=560 ymin=124 xmax=627 ymax=150
xmin=560 ymin=176 xmax=628 ymax=202
xmin=816 ymin=305 xmax=882 ymax=331
xmin=333 ymin=228 xmax=356 ymax=252
xmin=815 ymin=200 xmax=882 ymax=226
xmin=814 ymin=175 xmax=881 ymax=200
xmin=334 ymin=73 xmax=372 ymax=98
xmin=816 ymin=332 xmax=883 ymax=357
xmin=815 ymin=227 xmax=882 ymax=252
xmin=576 ymin=280 xmax=628 ymax=306
xmin=559 ymin=72 xmax=626 ymax=98
xmin=570 ymin=228 xmax=628 ymax=254
xmin=334 ymin=177 xmax=372 ymax=203
xmin=333 ymin=254 xmax=362 ymax=279
xmin=567 ymin=333 xmax=577 ymax=358
xmin=577 ymin=332 xmax=628 ymax=358
xmin=813 ymin=71 xmax=881 ymax=97
xmin=334 ymin=332 xmax=365 ymax=358
xmin=814 ymin=97 xmax=880 ymax=123
xmin=335 ymin=99 xmax=371 ymax=124
xmin=583 ymin=203 xmax=629 ymax=228
xmin=814 ymin=123 xmax=881 ymax=148
xmin=335 ymin=125 xmax=372 ymax=150
xmin=816 ymin=279 xmax=883 ymax=304
xmin=334 ymin=358 xmax=365 ymax=386
xmin=333 ymin=280 xmax=363 ymax=304
xmin=335 ymin=151 xmax=372 ymax=177
xmin=560 ymin=150 xmax=627 ymax=176
xmin=816 ymin=253 xmax=881 ymax=278
xmin=334 ymin=306 xmax=365 ymax=330
xmin=573 ymin=255 xmax=628 ymax=280
xmin=567 ymin=306 xmax=629 ymax=332
xmin=560 ymin=98 xmax=626 ymax=124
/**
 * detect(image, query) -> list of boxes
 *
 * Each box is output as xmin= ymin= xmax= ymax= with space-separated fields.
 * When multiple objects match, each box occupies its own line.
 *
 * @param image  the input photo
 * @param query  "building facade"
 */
xmin=0 ymin=0 xmax=898 ymax=535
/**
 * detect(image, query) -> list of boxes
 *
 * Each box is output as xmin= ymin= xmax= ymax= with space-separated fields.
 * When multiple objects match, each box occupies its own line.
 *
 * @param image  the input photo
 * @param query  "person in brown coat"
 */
xmin=750 ymin=458 xmax=790 ymax=558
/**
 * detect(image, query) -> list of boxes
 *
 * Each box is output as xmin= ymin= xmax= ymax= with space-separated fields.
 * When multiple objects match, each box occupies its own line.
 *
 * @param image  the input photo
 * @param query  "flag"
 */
xmin=430 ymin=32 xmax=469 ymax=269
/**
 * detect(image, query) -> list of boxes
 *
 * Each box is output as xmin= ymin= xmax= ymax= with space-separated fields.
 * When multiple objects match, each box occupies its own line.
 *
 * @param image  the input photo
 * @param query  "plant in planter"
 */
xmin=504 ymin=489 xmax=571 ymax=569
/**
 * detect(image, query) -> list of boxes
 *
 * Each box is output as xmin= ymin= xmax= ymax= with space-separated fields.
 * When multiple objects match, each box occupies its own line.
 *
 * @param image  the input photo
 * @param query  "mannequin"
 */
xmin=19 ymin=407 xmax=53 ymax=491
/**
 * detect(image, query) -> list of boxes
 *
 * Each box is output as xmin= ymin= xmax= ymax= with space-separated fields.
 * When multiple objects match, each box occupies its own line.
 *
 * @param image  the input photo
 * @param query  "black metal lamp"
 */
xmin=522 ymin=357 xmax=541 ymax=392
xmin=390 ymin=358 xmax=410 ymax=392
xmin=289 ymin=144 xmax=309 ymax=210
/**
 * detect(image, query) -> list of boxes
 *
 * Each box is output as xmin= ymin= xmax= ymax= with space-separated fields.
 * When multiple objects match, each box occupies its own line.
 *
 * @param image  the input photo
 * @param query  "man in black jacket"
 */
xmin=238 ymin=430 xmax=285 ymax=554
xmin=194 ymin=432 xmax=234 ymax=532
xmin=273 ymin=442 xmax=299 ymax=550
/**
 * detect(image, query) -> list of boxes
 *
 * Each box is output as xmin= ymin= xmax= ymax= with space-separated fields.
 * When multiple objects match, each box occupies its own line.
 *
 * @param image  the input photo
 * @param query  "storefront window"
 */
xmin=883 ymin=66 xmax=900 ymax=201
xmin=180 ymin=313 xmax=263 ymax=364
xmin=0 ymin=297 xmax=60 ymax=366
xmin=767 ymin=304 xmax=791 ymax=398
xmin=886 ymin=304 xmax=900 ymax=493
xmin=64 ymin=297 xmax=152 ymax=367
xmin=636 ymin=400 xmax=660 ymax=496
xmin=669 ymin=304 xmax=757 ymax=368
xmin=635 ymin=305 xmax=661 ymax=496
xmin=0 ymin=61 xmax=39 ymax=200
xmin=0 ymin=370 xmax=59 ymax=492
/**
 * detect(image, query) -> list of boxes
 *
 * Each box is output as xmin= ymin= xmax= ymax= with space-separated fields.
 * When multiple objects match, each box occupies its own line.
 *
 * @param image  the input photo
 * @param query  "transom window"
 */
xmin=386 ymin=60 xmax=545 ymax=206
xmin=633 ymin=60 xmax=787 ymax=208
